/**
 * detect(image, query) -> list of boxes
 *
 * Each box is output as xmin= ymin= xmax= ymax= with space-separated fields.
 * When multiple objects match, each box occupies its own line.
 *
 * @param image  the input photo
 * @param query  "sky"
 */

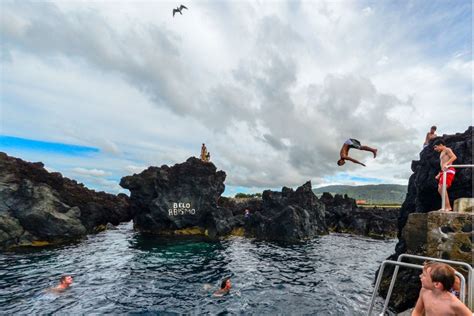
xmin=0 ymin=0 xmax=472 ymax=196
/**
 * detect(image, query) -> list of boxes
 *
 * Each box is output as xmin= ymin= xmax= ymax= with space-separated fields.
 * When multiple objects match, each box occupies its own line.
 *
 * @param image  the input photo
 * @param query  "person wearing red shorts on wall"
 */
xmin=433 ymin=139 xmax=457 ymax=211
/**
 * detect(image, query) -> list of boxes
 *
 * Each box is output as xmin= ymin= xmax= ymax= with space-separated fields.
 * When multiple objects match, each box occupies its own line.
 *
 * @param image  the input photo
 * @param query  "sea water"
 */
xmin=0 ymin=222 xmax=395 ymax=315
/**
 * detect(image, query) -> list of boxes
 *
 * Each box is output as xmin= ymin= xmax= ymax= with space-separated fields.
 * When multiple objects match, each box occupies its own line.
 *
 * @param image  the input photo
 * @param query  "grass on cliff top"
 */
xmin=358 ymin=204 xmax=402 ymax=209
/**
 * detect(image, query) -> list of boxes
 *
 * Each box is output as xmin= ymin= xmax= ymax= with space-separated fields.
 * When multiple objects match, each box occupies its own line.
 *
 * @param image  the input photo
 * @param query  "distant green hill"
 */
xmin=313 ymin=184 xmax=407 ymax=205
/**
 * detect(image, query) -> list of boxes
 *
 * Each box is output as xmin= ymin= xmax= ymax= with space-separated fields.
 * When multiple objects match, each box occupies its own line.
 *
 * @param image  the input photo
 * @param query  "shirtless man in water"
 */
xmin=337 ymin=138 xmax=377 ymax=167
xmin=412 ymin=262 xmax=471 ymax=316
xmin=433 ymin=139 xmax=457 ymax=211
xmin=48 ymin=275 xmax=73 ymax=292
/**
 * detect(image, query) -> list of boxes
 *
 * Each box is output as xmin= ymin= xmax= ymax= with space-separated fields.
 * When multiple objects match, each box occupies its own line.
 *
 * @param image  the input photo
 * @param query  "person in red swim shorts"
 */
xmin=433 ymin=139 xmax=457 ymax=211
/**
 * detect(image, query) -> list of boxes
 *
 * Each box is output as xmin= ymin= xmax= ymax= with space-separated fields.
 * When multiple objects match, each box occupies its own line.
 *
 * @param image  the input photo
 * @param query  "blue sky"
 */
xmin=0 ymin=0 xmax=471 ymax=195
xmin=0 ymin=136 xmax=99 ymax=156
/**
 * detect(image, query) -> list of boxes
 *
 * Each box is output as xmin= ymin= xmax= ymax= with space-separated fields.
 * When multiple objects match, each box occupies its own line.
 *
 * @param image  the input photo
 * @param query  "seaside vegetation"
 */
xmin=234 ymin=193 xmax=262 ymax=199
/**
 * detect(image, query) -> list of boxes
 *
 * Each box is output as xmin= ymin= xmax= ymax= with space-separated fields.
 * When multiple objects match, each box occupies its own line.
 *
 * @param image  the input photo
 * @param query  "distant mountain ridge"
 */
xmin=313 ymin=184 xmax=407 ymax=205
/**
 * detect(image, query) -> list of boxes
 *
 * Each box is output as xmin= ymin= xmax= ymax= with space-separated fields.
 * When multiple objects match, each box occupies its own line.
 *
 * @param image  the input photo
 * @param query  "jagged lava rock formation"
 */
xmin=378 ymin=127 xmax=473 ymax=312
xmin=120 ymin=158 xmax=329 ymax=241
xmin=120 ymin=157 xmax=234 ymax=238
xmin=245 ymin=182 xmax=328 ymax=241
xmin=320 ymin=192 xmax=398 ymax=238
xmin=0 ymin=152 xmax=132 ymax=250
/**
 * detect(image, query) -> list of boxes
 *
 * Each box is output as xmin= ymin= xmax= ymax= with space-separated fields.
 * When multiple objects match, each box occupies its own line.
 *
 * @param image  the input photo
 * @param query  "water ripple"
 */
xmin=0 ymin=222 xmax=395 ymax=315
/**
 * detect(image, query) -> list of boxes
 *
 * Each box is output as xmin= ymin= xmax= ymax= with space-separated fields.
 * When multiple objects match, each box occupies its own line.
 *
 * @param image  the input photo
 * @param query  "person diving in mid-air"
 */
xmin=337 ymin=138 xmax=377 ymax=167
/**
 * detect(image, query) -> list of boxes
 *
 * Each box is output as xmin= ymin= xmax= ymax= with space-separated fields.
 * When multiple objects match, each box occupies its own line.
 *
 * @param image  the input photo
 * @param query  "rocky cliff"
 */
xmin=397 ymin=126 xmax=473 ymax=252
xmin=221 ymin=192 xmax=398 ymax=239
xmin=378 ymin=127 xmax=473 ymax=312
xmin=244 ymin=182 xmax=328 ymax=241
xmin=120 ymin=158 xmax=329 ymax=242
xmin=320 ymin=192 xmax=398 ymax=238
xmin=0 ymin=152 xmax=132 ymax=250
xmin=120 ymin=157 xmax=235 ymax=238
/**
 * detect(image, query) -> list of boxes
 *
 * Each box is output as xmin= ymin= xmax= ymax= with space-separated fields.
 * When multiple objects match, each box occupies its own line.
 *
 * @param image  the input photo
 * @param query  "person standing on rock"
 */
xmin=433 ymin=139 xmax=457 ymax=211
xmin=200 ymin=143 xmax=210 ymax=162
xmin=337 ymin=138 xmax=377 ymax=167
xmin=423 ymin=126 xmax=437 ymax=148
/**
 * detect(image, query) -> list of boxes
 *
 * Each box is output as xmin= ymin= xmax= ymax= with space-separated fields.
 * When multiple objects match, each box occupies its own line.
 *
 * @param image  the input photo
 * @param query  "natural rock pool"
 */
xmin=0 ymin=222 xmax=396 ymax=314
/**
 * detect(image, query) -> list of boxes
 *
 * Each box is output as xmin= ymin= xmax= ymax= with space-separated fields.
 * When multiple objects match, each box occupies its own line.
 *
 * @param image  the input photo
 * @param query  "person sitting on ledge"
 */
xmin=423 ymin=125 xmax=437 ymax=148
xmin=412 ymin=262 xmax=471 ymax=316
xmin=337 ymin=138 xmax=377 ymax=167
xmin=213 ymin=277 xmax=231 ymax=297
xmin=433 ymin=139 xmax=457 ymax=212
xmin=48 ymin=275 xmax=73 ymax=293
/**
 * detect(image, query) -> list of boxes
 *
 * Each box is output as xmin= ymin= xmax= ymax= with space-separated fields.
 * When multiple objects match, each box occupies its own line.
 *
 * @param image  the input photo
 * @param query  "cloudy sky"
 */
xmin=0 ymin=0 xmax=472 ymax=195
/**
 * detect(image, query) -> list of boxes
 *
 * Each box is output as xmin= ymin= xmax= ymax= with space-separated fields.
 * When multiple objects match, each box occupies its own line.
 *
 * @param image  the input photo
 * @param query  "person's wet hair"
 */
xmin=431 ymin=126 xmax=437 ymax=130
xmin=60 ymin=276 xmax=69 ymax=283
xmin=220 ymin=278 xmax=230 ymax=289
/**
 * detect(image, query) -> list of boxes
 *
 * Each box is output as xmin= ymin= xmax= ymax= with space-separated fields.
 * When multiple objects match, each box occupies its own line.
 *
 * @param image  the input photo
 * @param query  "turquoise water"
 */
xmin=0 ymin=222 xmax=396 ymax=315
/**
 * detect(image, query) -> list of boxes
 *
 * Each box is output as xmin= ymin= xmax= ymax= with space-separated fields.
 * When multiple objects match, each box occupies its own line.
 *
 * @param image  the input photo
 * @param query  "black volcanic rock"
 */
xmin=379 ymin=127 xmax=473 ymax=312
xmin=395 ymin=127 xmax=473 ymax=255
xmin=121 ymin=160 xmax=328 ymax=242
xmin=0 ymin=152 xmax=132 ymax=250
xmin=245 ymin=182 xmax=328 ymax=241
xmin=218 ymin=196 xmax=263 ymax=216
xmin=120 ymin=157 xmax=229 ymax=238
xmin=321 ymin=192 xmax=398 ymax=238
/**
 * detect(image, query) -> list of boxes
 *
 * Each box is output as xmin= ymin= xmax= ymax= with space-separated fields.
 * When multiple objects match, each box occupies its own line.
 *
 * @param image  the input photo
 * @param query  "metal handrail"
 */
xmin=382 ymin=254 xmax=473 ymax=314
xmin=441 ymin=164 xmax=474 ymax=211
xmin=367 ymin=259 xmax=467 ymax=316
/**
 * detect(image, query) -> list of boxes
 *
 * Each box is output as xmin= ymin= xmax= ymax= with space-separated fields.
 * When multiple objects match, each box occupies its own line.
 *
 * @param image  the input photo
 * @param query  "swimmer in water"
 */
xmin=213 ymin=278 xmax=231 ymax=297
xmin=48 ymin=275 xmax=73 ymax=293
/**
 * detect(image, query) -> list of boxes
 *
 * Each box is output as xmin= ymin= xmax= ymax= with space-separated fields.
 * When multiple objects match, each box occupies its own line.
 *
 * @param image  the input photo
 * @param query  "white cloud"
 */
xmin=362 ymin=7 xmax=374 ymax=16
xmin=71 ymin=167 xmax=110 ymax=177
xmin=124 ymin=165 xmax=147 ymax=175
xmin=0 ymin=1 xmax=471 ymax=193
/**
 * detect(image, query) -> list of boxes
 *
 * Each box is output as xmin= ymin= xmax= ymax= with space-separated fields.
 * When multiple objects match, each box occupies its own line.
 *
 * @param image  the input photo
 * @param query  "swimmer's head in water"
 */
xmin=337 ymin=159 xmax=345 ymax=166
xmin=60 ymin=275 xmax=73 ymax=286
xmin=220 ymin=278 xmax=231 ymax=289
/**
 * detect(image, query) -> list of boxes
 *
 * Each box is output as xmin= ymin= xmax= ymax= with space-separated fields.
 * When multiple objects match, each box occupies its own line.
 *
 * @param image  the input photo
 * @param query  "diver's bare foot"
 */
xmin=373 ymin=149 xmax=377 ymax=158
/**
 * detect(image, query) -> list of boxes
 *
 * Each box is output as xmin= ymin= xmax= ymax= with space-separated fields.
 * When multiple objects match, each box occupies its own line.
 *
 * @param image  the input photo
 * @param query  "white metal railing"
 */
xmin=367 ymin=255 xmax=471 ymax=316
xmin=380 ymin=254 xmax=473 ymax=314
xmin=441 ymin=164 xmax=474 ymax=211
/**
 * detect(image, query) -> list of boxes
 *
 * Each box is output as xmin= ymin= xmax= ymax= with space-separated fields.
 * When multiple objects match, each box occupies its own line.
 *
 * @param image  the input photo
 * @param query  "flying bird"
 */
xmin=173 ymin=5 xmax=188 ymax=17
